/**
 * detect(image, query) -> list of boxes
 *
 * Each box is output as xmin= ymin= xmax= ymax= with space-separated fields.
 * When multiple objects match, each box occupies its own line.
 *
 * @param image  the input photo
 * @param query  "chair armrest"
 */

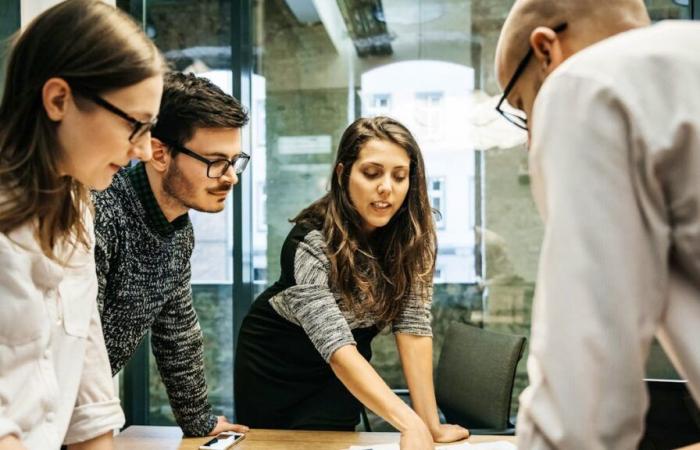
xmin=392 ymin=389 xmax=412 ymax=407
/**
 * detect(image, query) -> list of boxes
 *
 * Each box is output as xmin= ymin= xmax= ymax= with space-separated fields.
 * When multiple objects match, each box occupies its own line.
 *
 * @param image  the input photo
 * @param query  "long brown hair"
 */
xmin=0 ymin=0 xmax=164 ymax=260
xmin=295 ymin=116 xmax=437 ymax=326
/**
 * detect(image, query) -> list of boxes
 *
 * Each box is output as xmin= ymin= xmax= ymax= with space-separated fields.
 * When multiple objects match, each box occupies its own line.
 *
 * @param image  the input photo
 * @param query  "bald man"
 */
xmin=495 ymin=1 xmax=700 ymax=449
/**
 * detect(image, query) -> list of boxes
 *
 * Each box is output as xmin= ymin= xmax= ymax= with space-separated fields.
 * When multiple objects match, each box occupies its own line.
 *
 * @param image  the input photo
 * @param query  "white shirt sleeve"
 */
xmin=0 ymin=236 xmax=38 ymax=442
xmin=63 ymin=294 xmax=125 ymax=445
xmin=62 ymin=215 xmax=125 ymax=445
xmin=517 ymin=72 xmax=670 ymax=449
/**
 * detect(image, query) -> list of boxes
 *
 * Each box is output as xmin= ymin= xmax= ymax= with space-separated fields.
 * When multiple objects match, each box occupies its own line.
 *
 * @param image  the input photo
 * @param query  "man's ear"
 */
xmin=530 ymin=26 xmax=564 ymax=74
xmin=149 ymin=138 xmax=171 ymax=174
xmin=42 ymin=77 xmax=72 ymax=121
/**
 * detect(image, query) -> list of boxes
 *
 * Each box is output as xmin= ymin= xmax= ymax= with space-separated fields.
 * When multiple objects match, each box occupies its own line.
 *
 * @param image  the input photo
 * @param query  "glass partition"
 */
xmin=119 ymin=0 xmax=238 ymax=424
xmin=0 ymin=0 xmax=20 ymax=100
xmin=116 ymin=0 xmax=691 ymax=428
xmin=250 ymin=0 xmax=689 ymax=430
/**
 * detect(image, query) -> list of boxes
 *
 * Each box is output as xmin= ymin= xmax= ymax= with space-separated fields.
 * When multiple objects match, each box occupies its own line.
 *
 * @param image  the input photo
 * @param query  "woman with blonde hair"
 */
xmin=235 ymin=117 xmax=470 ymax=449
xmin=0 ymin=1 xmax=164 ymax=449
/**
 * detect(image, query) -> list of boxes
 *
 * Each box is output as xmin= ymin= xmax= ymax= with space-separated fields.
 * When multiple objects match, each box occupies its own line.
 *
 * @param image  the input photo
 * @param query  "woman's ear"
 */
xmin=335 ymin=163 xmax=344 ymax=183
xmin=42 ymin=77 xmax=72 ymax=121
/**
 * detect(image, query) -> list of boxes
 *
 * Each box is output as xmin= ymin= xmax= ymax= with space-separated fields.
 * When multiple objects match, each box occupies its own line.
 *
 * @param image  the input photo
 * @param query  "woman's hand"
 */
xmin=430 ymin=423 xmax=470 ymax=443
xmin=0 ymin=435 xmax=25 ymax=450
xmin=66 ymin=431 xmax=113 ymax=450
xmin=399 ymin=421 xmax=434 ymax=450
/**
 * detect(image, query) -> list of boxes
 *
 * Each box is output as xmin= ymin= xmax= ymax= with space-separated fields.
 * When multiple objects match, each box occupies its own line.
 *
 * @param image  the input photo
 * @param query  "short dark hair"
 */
xmin=152 ymin=71 xmax=248 ymax=152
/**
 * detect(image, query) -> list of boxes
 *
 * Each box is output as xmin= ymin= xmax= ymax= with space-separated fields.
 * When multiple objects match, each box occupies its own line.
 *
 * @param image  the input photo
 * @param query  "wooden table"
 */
xmin=114 ymin=426 xmax=517 ymax=450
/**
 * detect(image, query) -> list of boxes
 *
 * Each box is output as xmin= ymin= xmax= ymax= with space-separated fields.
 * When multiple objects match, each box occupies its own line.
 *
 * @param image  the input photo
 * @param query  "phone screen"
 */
xmin=200 ymin=432 xmax=245 ymax=449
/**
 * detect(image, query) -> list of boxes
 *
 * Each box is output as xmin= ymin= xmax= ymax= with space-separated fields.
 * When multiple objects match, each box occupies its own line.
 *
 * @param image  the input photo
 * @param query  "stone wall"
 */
xmin=264 ymin=89 xmax=348 ymax=281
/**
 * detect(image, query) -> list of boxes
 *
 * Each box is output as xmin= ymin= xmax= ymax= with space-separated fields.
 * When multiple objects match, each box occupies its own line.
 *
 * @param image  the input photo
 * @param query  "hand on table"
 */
xmin=208 ymin=416 xmax=250 ymax=436
xmin=431 ymin=423 xmax=470 ymax=443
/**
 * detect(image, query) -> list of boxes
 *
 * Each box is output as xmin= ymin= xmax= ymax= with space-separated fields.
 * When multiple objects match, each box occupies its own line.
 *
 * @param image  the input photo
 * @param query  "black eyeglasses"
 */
xmin=495 ymin=23 xmax=568 ymax=131
xmin=86 ymin=93 xmax=158 ymax=143
xmin=158 ymin=137 xmax=250 ymax=178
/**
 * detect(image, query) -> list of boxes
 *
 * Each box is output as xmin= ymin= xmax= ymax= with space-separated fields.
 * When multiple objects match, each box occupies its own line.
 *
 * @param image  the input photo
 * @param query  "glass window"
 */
xmin=372 ymin=93 xmax=391 ymax=110
xmin=415 ymin=91 xmax=443 ymax=139
xmin=646 ymin=0 xmax=692 ymax=19
xmin=252 ymin=1 xmax=486 ymax=430
xmin=0 ymin=0 xmax=20 ymax=100
xmin=115 ymin=0 xmax=692 ymax=430
xmin=428 ymin=177 xmax=446 ymax=230
xmin=119 ymin=0 xmax=237 ymax=425
xmin=251 ymin=0 xmax=690 ymax=431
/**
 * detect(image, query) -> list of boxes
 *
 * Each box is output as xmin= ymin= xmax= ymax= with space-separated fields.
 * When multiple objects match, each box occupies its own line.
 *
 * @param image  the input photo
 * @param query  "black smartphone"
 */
xmin=198 ymin=432 xmax=246 ymax=449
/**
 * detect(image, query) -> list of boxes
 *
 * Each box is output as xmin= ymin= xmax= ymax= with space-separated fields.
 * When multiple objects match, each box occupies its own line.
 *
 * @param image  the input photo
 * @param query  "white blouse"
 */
xmin=0 ymin=213 xmax=124 ymax=449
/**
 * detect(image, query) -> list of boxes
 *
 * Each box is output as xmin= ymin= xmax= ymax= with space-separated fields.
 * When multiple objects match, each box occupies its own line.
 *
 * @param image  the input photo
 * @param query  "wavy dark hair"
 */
xmin=294 ymin=116 xmax=436 ymax=326
xmin=0 ymin=0 xmax=165 ymax=260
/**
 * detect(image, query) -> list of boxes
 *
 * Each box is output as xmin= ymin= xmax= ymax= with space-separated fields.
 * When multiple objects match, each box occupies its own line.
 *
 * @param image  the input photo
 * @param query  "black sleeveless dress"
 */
xmin=234 ymin=224 xmax=379 ymax=430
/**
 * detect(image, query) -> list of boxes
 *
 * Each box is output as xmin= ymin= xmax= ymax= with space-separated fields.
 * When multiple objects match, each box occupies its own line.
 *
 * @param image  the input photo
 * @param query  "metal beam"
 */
xmin=230 ymin=0 xmax=254 ymax=423
xmin=0 ymin=0 xmax=20 ymax=102
xmin=336 ymin=0 xmax=393 ymax=57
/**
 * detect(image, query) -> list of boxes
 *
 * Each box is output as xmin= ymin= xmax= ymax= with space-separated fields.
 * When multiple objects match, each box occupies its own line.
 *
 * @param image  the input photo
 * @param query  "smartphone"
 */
xmin=198 ymin=432 xmax=246 ymax=450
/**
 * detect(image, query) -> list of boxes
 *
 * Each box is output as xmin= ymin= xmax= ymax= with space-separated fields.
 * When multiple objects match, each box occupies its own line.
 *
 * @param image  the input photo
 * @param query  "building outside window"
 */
xmin=428 ymin=176 xmax=446 ymax=230
xmin=415 ymin=91 xmax=443 ymax=139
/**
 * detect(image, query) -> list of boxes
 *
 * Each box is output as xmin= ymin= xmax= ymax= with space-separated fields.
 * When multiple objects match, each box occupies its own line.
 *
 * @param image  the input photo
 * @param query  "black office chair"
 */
xmin=639 ymin=379 xmax=700 ymax=450
xmin=434 ymin=322 xmax=526 ymax=435
xmin=362 ymin=322 xmax=526 ymax=435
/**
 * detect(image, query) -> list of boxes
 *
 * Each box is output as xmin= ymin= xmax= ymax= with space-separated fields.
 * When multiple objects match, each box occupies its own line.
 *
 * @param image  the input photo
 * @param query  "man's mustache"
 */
xmin=207 ymin=183 xmax=233 ymax=194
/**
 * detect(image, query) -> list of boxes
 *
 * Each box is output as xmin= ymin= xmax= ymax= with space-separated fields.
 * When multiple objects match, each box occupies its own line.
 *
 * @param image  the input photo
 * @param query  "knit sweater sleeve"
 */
xmin=150 ymin=260 xmax=217 ymax=436
xmin=92 ymin=191 xmax=118 ymax=315
xmin=391 ymin=282 xmax=433 ymax=337
xmin=269 ymin=229 xmax=356 ymax=363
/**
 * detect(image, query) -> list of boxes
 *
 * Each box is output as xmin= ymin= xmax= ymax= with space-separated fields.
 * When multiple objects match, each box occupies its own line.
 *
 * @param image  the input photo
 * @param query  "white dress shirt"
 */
xmin=0 ymin=211 xmax=124 ymax=449
xmin=518 ymin=21 xmax=700 ymax=449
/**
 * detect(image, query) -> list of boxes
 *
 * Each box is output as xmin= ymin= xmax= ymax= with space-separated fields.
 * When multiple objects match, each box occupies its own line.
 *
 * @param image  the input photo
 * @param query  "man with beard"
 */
xmin=93 ymin=71 xmax=249 ymax=437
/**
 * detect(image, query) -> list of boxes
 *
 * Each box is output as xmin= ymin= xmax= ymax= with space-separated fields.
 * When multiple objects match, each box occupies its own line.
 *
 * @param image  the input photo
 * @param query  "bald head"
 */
xmin=495 ymin=0 xmax=650 ymax=89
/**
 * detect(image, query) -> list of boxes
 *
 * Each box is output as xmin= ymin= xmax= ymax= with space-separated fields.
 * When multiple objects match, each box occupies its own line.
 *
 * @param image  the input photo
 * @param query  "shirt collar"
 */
xmin=127 ymin=162 xmax=189 ymax=237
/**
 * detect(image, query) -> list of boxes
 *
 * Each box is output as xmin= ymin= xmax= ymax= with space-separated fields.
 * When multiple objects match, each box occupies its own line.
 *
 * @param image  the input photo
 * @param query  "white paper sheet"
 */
xmin=348 ymin=441 xmax=516 ymax=450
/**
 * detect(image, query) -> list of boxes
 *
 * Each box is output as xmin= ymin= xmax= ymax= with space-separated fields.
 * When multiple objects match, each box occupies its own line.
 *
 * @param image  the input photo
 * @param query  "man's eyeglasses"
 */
xmin=158 ymin=137 xmax=250 ymax=179
xmin=495 ymin=22 xmax=568 ymax=131
xmin=85 ymin=93 xmax=158 ymax=143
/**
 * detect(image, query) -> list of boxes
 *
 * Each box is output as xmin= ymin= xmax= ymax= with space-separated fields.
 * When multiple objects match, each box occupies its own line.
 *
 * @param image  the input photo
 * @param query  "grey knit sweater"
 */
xmin=93 ymin=164 xmax=217 ymax=436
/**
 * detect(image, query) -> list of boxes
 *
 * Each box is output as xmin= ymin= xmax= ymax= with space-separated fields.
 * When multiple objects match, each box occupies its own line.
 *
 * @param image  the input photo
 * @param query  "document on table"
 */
xmin=348 ymin=441 xmax=516 ymax=450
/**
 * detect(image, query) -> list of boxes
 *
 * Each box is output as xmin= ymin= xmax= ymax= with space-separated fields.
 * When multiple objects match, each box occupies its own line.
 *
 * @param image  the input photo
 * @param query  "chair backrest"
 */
xmin=435 ymin=322 xmax=526 ymax=430
xmin=639 ymin=379 xmax=700 ymax=449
